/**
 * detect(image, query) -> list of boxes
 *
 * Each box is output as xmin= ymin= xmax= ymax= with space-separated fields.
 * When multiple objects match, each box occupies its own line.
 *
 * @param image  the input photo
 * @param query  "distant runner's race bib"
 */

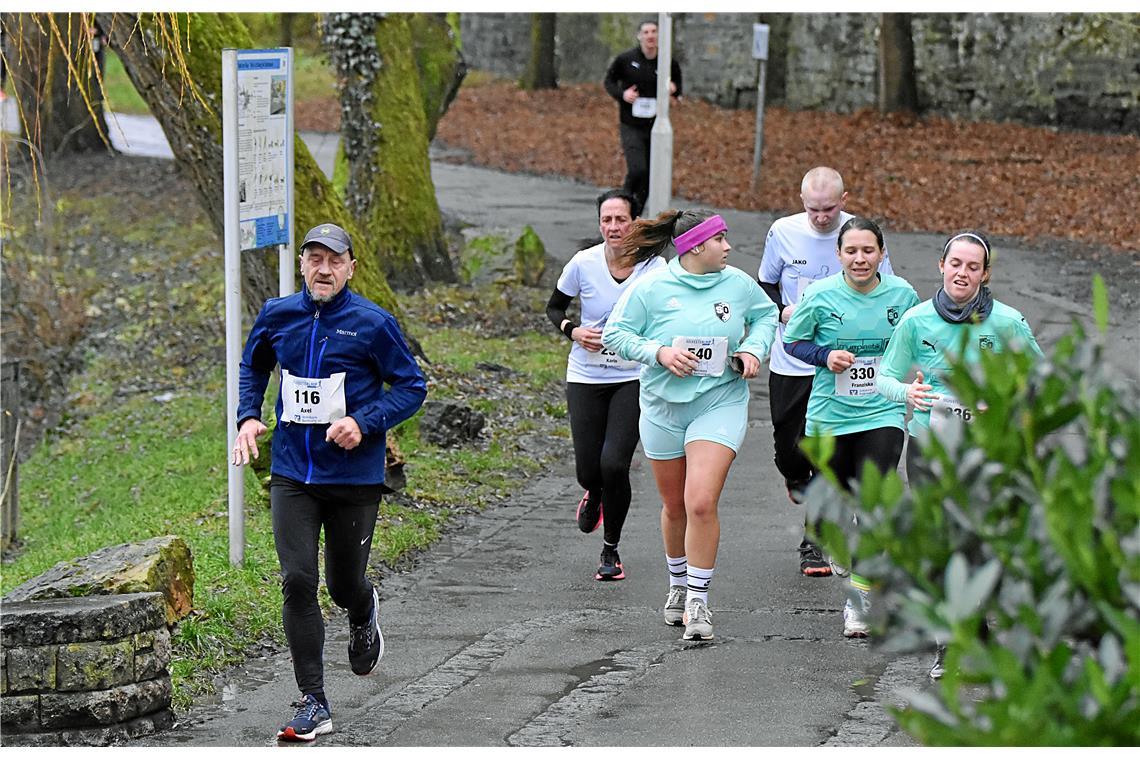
xmin=584 ymin=346 xmax=640 ymax=371
xmin=280 ymin=370 xmax=346 ymax=425
xmin=632 ymin=97 xmax=657 ymax=118
xmin=672 ymin=336 xmax=729 ymax=377
xmin=930 ymin=394 xmax=974 ymax=433
xmin=834 ymin=356 xmax=881 ymax=397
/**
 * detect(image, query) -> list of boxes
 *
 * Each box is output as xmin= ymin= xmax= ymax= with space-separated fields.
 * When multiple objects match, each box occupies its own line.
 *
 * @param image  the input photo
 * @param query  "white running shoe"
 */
xmin=929 ymin=645 xmax=946 ymax=679
xmin=682 ymin=597 xmax=713 ymax=640
xmin=663 ymin=586 xmax=686 ymax=626
xmin=842 ymin=590 xmax=871 ymax=638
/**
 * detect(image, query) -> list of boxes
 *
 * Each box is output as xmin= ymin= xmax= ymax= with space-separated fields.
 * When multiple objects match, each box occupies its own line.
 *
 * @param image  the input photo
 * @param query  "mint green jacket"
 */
xmin=602 ymin=257 xmax=778 ymax=403
xmin=877 ymin=298 xmax=1043 ymax=436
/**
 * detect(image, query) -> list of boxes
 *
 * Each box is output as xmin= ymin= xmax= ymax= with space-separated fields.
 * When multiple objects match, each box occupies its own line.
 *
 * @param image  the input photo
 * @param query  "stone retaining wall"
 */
xmin=1 ymin=592 xmax=174 ymax=746
xmin=457 ymin=12 xmax=1138 ymax=133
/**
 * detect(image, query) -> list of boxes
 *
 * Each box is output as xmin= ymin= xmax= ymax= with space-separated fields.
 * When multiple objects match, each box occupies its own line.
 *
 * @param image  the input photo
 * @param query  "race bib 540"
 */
xmin=672 ymin=336 xmax=729 ymax=377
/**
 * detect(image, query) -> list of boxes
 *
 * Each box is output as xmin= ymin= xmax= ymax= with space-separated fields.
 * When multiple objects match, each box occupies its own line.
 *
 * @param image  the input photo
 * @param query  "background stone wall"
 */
xmin=457 ymin=12 xmax=1138 ymax=133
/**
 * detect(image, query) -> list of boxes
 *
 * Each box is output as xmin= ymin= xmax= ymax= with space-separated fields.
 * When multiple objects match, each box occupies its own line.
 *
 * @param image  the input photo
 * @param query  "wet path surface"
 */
xmin=143 ymin=401 xmax=934 ymax=747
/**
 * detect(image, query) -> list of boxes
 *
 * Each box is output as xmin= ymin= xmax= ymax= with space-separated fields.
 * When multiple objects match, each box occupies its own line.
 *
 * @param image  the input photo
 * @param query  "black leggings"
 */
xmin=821 ymin=426 xmax=905 ymax=493
xmin=619 ymin=123 xmax=652 ymax=210
xmin=271 ymin=475 xmax=382 ymax=696
xmin=565 ymin=379 xmax=641 ymax=545
xmin=769 ymin=372 xmax=814 ymax=488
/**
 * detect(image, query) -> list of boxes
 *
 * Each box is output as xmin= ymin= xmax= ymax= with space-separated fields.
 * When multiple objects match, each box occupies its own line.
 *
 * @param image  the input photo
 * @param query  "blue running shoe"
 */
xmin=349 ymin=586 xmax=385 ymax=676
xmin=277 ymin=694 xmax=332 ymax=742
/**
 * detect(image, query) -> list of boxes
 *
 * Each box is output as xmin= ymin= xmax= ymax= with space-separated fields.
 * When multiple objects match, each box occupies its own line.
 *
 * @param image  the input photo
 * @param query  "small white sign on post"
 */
xmin=752 ymin=23 xmax=770 ymax=61
xmin=750 ymin=25 xmax=771 ymax=190
xmin=223 ymin=48 xmax=294 ymax=566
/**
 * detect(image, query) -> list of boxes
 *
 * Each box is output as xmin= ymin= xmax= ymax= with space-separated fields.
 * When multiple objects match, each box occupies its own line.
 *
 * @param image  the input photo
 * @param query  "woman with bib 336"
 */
xmin=603 ymin=209 xmax=777 ymax=641
xmin=876 ymin=229 xmax=1042 ymax=678
xmin=783 ymin=217 xmax=919 ymax=639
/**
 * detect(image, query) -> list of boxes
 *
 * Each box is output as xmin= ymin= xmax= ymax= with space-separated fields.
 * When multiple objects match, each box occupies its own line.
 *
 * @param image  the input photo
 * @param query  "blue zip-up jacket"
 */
xmin=237 ymin=285 xmax=427 ymax=486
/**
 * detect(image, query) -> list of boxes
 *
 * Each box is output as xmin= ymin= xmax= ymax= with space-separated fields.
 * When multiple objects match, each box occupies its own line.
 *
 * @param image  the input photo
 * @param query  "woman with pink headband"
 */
xmin=877 ymin=229 xmax=1042 ymax=678
xmin=602 ymin=209 xmax=778 ymax=641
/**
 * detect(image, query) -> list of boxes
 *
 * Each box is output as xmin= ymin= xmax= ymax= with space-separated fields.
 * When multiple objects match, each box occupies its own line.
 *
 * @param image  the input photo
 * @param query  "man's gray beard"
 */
xmin=309 ymin=287 xmax=337 ymax=304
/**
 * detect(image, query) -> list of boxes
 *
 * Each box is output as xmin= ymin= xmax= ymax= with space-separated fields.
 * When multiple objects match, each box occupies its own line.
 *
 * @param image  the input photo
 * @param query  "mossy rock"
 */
xmin=513 ymin=225 xmax=546 ymax=287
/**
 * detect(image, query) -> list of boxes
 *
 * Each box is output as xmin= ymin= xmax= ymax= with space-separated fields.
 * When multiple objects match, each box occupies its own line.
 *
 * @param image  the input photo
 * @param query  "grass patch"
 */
xmin=3 ymin=279 xmax=570 ymax=710
xmin=101 ymin=52 xmax=150 ymax=115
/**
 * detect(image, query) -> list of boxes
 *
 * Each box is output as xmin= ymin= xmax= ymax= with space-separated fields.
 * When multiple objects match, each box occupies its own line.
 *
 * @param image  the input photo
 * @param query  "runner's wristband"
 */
xmin=562 ymin=321 xmax=578 ymax=341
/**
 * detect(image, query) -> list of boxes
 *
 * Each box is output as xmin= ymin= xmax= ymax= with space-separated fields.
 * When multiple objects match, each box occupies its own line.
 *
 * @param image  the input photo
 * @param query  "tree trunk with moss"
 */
xmin=93 ymin=11 xmax=398 ymax=315
xmin=326 ymin=13 xmax=456 ymax=292
xmin=3 ymin=13 xmax=110 ymax=158
xmin=519 ymin=13 xmax=557 ymax=91
xmin=408 ymin=13 xmax=467 ymax=141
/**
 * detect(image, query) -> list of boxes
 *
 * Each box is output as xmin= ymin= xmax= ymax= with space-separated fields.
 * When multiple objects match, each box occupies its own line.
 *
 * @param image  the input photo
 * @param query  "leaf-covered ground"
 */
xmin=427 ymin=80 xmax=1140 ymax=254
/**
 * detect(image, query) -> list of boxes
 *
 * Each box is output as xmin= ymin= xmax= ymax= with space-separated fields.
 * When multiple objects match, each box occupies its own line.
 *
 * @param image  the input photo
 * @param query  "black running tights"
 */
xmin=270 ymin=475 xmax=382 ymax=696
xmin=824 ymin=426 xmax=905 ymax=493
xmin=565 ymin=380 xmax=641 ymax=545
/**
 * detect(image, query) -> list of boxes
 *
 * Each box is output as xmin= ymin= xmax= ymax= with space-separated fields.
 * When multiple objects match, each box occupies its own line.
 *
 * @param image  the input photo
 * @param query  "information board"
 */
xmin=236 ymin=48 xmax=292 ymax=251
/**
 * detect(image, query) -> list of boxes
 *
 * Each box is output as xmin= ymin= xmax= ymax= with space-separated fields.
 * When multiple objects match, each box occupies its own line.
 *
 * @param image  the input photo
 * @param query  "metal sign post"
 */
xmin=223 ymin=47 xmax=294 ymax=565
xmin=646 ymin=12 xmax=674 ymax=218
xmin=750 ymin=24 xmax=770 ymax=191
xmin=222 ymin=49 xmax=245 ymax=566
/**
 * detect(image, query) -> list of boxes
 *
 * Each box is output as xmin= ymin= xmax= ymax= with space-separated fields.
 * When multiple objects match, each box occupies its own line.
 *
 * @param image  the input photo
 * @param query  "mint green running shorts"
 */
xmin=638 ymin=378 xmax=751 ymax=460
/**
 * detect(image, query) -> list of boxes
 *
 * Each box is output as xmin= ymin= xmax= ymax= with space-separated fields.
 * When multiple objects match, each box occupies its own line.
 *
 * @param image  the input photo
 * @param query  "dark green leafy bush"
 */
xmin=804 ymin=278 xmax=1140 ymax=745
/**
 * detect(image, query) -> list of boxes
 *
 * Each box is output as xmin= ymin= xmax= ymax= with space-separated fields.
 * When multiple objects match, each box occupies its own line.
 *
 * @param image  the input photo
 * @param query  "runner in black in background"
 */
xmin=603 ymin=20 xmax=682 ymax=214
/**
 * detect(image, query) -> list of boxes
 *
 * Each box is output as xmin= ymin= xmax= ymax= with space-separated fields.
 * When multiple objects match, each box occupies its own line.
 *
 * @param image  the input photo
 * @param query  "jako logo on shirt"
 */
xmin=792 ymin=259 xmax=808 ymax=266
xmin=336 ymin=329 xmax=358 ymax=337
xmin=714 ymin=302 xmax=731 ymax=322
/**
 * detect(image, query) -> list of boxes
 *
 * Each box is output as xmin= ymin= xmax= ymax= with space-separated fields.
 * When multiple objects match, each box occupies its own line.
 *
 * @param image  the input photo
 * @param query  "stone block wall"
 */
xmin=1 ymin=592 xmax=174 ymax=746
xmin=456 ymin=12 xmax=1138 ymax=133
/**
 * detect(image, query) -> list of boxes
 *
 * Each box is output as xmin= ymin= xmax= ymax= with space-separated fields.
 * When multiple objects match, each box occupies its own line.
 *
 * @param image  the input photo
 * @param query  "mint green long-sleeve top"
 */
xmin=783 ymin=272 xmax=920 ymax=437
xmin=877 ymin=298 xmax=1044 ymax=436
xmin=602 ymin=257 xmax=778 ymax=403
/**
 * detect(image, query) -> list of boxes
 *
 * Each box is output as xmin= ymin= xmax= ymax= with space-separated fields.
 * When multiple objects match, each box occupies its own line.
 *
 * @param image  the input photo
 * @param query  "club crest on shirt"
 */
xmin=887 ymin=307 xmax=900 ymax=326
xmin=714 ymin=302 xmax=731 ymax=322
xmin=979 ymin=335 xmax=996 ymax=351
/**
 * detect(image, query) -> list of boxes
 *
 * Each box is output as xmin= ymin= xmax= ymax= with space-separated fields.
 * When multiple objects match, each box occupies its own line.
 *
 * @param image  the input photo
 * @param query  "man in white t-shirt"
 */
xmin=757 ymin=167 xmax=893 ymax=577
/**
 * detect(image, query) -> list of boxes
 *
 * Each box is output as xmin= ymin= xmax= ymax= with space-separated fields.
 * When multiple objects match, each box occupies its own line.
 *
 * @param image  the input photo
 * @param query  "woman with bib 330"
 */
xmin=783 ymin=217 xmax=919 ymax=639
xmin=546 ymin=189 xmax=666 ymax=581
xmin=603 ymin=210 xmax=777 ymax=641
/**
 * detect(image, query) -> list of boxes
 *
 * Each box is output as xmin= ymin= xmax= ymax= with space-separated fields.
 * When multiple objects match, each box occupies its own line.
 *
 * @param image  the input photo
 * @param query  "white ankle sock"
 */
xmin=686 ymin=565 xmax=714 ymax=604
xmin=666 ymin=554 xmax=687 ymax=587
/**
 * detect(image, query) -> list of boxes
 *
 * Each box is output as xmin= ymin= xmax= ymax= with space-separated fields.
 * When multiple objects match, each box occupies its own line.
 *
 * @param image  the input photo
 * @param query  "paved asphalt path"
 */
xmin=17 ymin=108 xmax=1131 ymax=746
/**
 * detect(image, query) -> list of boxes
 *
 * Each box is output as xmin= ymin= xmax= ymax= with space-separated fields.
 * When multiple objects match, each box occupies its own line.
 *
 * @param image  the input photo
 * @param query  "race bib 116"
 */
xmin=280 ymin=370 xmax=347 ymax=425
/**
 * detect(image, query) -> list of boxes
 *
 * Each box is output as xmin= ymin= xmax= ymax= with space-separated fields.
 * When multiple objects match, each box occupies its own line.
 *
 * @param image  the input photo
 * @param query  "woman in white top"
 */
xmin=546 ymin=189 xmax=667 ymax=581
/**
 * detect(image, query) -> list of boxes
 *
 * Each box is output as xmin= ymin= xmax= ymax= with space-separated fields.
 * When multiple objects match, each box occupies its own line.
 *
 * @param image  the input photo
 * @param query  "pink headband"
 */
xmin=672 ymin=215 xmax=727 ymax=255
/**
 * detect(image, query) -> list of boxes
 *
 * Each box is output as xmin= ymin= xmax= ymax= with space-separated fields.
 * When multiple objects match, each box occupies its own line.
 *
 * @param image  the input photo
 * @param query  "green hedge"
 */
xmin=805 ymin=276 xmax=1140 ymax=745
